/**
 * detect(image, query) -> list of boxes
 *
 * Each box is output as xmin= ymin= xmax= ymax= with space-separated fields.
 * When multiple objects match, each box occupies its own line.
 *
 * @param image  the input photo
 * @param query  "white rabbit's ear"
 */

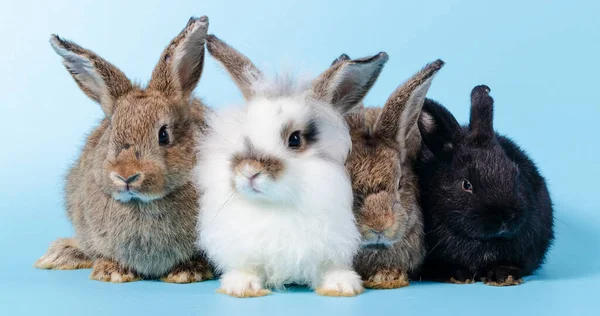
xmin=374 ymin=59 xmax=444 ymax=159
xmin=205 ymin=35 xmax=263 ymax=101
xmin=310 ymin=52 xmax=388 ymax=115
xmin=50 ymin=34 xmax=132 ymax=116
xmin=149 ymin=16 xmax=209 ymax=101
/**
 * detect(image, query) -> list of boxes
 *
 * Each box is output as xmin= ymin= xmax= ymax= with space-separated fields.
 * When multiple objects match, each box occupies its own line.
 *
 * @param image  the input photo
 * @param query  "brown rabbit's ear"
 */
xmin=330 ymin=54 xmax=351 ymax=66
xmin=374 ymin=59 xmax=444 ymax=159
xmin=205 ymin=35 xmax=263 ymax=101
xmin=149 ymin=16 xmax=209 ymax=100
xmin=310 ymin=52 xmax=388 ymax=115
xmin=50 ymin=35 xmax=133 ymax=116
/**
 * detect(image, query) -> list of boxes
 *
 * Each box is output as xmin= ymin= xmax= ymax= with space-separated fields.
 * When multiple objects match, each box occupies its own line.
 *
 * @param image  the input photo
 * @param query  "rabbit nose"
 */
xmin=245 ymin=171 xmax=262 ymax=183
xmin=111 ymin=172 xmax=142 ymax=186
xmin=369 ymin=223 xmax=392 ymax=235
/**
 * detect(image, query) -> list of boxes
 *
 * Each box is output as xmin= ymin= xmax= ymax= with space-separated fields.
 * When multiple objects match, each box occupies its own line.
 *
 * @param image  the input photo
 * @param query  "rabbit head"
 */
xmin=51 ymin=17 xmax=209 ymax=203
xmin=344 ymin=59 xmax=444 ymax=247
xmin=419 ymin=86 xmax=529 ymax=240
xmin=202 ymin=35 xmax=388 ymax=205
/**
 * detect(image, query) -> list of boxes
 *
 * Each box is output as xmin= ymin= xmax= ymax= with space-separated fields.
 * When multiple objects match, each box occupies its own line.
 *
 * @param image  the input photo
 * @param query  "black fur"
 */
xmin=417 ymin=85 xmax=554 ymax=284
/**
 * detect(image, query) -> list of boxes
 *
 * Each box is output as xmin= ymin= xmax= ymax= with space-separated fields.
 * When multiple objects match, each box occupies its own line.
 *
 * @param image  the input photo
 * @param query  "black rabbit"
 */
xmin=417 ymin=85 xmax=554 ymax=286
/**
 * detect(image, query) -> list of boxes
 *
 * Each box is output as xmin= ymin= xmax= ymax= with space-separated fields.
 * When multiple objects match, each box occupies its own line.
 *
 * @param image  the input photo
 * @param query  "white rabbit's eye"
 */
xmin=288 ymin=131 xmax=302 ymax=149
xmin=462 ymin=179 xmax=473 ymax=193
xmin=159 ymin=125 xmax=169 ymax=145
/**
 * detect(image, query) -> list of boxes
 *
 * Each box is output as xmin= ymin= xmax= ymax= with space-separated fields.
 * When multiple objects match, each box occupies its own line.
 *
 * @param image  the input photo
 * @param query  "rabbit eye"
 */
xmin=158 ymin=125 xmax=169 ymax=145
xmin=288 ymin=131 xmax=302 ymax=149
xmin=462 ymin=179 xmax=473 ymax=193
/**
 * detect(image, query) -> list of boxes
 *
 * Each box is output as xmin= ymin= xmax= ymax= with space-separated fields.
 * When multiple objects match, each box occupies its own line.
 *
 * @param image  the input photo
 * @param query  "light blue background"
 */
xmin=1 ymin=0 xmax=598 ymax=315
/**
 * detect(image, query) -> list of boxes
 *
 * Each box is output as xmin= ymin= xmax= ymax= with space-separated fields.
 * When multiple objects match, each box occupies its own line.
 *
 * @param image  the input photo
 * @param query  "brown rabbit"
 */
xmin=34 ymin=17 xmax=213 ymax=283
xmin=341 ymin=56 xmax=444 ymax=288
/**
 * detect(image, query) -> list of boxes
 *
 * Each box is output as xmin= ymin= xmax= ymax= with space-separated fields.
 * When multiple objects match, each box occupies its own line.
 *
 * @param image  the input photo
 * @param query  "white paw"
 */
xmin=217 ymin=270 xmax=270 ymax=298
xmin=316 ymin=269 xmax=364 ymax=297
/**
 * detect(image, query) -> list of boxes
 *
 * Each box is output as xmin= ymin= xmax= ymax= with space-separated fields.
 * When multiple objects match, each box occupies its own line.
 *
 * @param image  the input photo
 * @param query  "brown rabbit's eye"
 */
xmin=288 ymin=131 xmax=302 ymax=149
xmin=158 ymin=125 xmax=169 ymax=145
xmin=462 ymin=179 xmax=473 ymax=193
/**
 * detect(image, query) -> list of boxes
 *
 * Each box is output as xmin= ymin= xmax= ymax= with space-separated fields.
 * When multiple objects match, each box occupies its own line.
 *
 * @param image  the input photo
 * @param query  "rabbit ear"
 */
xmin=148 ymin=16 xmax=209 ymax=100
xmin=374 ymin=60 xmax=444 ymax=158
xmin=310 ymin=52 xmax=388 ymax=115
xmin=330 ymin=53 xmax=351 ymax=66
xmin=418 ymin=99 xmax=462 ymax=157
xmin=469 ymin=85 xmax=495 ymax=140
xmin=50 ymin=35 xmax=132 ymax=116
xmin=205 ymin=35 xmax=263 ymax=101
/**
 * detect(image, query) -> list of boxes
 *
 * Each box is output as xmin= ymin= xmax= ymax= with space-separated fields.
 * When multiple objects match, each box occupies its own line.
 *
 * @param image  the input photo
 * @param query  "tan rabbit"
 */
xmin=340 ymin=56 xmax=444 ymax=288
xmin=34 ymin=17 xmax=213 ymax=283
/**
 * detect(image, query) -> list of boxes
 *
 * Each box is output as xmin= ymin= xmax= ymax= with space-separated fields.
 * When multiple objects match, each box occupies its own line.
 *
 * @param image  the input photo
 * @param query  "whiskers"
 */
xmin=212 ymin=191 xmax=237 ymax=222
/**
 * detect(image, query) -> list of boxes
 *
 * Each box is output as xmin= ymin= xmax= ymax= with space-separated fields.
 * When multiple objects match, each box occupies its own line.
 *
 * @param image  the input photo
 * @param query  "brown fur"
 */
xmin=205 ymin=35 xmax=263 ymax=100
xmin=34 ymin=238 xmax=93 ymax=270
xmin=216 ymin=288 xmax=272 ymax=298
xmin=161 ymin=254 xmax=214 ymax=284
xmin=345 ymin=59 xmax=445 ymax=288
xmin=36 ymin=17 xmax=213 ymax=282
xmin=363 ymin=268 xmax=409 ymax=289
xmin=482 ymin=275 xmax=523 ymax=286
xmin=315 ymin=287 xmax=365 ymax=297
xmin=231 ymin=142 xmax=285 ymax=180
xmin=90 ymin=258 xmax=140 ymax=283
xmin=207 ymin=34 xmax=387 ymax=114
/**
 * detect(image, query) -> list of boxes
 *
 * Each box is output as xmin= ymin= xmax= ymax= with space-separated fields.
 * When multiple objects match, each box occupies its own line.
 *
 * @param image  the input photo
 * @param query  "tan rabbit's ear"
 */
xmin=205 ymin=35 xmax=263 ymax=101
xmin=330 ymin=54 xmax=351 ymax=66
xmin=310 ymin=52 xmax=388 ymax=115
xmin=50 ymin=35 xmax=133 ymax=116
xmin=374 ymin=59 xmax=444 ymax=159
xmin=149 ymin=16 xmax=209 ymax=100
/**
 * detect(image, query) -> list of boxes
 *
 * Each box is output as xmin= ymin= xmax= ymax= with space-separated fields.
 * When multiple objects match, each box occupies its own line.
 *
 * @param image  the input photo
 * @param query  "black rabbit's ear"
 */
xmin=469 ymin=85 xmax=495 ymax=140
xmin=418 ymin=99 xmax=461 ymax=156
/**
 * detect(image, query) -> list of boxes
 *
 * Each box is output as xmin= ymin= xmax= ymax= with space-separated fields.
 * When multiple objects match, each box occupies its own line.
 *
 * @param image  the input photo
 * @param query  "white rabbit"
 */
xmin=194 ymin=35 xmax=388 ymax=297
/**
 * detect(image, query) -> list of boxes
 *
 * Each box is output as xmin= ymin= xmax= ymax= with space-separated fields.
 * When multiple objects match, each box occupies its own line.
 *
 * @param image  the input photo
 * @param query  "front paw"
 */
xmin=482 ymin=266 xmax=523 ymax=286
xmin=316 ymin=269 xmax=364 ymax=297
xmin=90 ymin=259 xmax=140 ymax=283
xmin=161 ymin=259 xmax=214 ymax=284
xmin=446 ymin=268 xmax=476 ymax=284
xmin=363 ymin=268 xmax=409 ymax=289
xmin=217 ymin=270 xmax=270 ymax=298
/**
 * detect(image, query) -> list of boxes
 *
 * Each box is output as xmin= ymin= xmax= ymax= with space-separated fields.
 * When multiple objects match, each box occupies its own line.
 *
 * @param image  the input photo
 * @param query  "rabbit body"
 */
xmin=418 ymin=86 xmax=554 ymax=286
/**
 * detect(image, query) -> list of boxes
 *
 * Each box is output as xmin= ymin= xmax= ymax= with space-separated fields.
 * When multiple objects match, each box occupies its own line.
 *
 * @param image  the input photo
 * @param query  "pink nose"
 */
xmin=247 ymin=172 xmax=261 ymax=183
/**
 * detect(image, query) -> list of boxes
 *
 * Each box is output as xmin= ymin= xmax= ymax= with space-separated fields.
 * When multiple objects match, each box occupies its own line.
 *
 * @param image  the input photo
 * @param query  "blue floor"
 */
xmin=1 ymin=203 xmax=598 ymax=315
xmin=1 ymin=0 xmax=599 ymax=315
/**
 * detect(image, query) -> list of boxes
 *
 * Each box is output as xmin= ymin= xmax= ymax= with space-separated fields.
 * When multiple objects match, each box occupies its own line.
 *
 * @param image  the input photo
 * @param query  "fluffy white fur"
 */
xmin=194 ymin=78 xmax=362 ymax=295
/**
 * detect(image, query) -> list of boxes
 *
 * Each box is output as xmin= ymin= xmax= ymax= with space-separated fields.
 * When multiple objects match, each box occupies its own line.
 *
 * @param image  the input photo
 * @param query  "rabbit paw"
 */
xmin=482 ymin=265 xmax=523 ymax=286
xmin=90 ymin=259 xmax=140 ymax=283
xmin=446 ymin=267 xmax=476 ymax=284
xmin=34 ymin=238 xmax=93 ymax=270
xmin=316 ymin=269 xmax=364 ymax=297
xmin=217 ymin=270 xmax=270 ymax=298
xmin=363 ymin=268 xmax=409 ymax=289
xmin=161 ymin=259 xmax=214 ymax=284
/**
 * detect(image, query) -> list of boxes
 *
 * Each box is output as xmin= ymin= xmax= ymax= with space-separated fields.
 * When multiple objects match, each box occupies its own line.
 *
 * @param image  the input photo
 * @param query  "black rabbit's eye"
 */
xmin=159 ymin=125 xmax=169 ymax=145
xmin=288 ymin=131 xmax=302 ymax=149
xmin=462 ymin=179 xmax=473 ymax=193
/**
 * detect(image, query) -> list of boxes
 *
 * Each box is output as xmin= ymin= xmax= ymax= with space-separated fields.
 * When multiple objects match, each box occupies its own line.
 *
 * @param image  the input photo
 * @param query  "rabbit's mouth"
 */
xmin=112 ymin=189 xmax=161 ymax=203
xmin=361 ymin=235 xmax=395 ymax=249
